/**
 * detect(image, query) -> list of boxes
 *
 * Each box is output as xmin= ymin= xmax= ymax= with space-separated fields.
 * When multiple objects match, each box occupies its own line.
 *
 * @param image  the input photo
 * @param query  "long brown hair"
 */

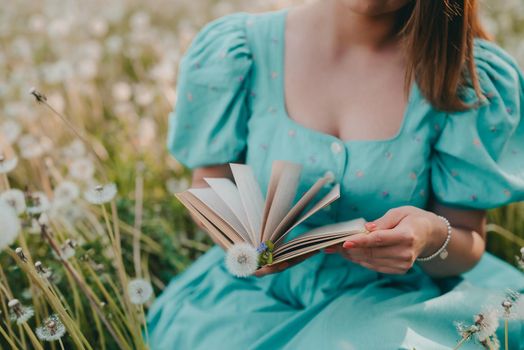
xmin=398 ymin=0 xmax=491 ymax=112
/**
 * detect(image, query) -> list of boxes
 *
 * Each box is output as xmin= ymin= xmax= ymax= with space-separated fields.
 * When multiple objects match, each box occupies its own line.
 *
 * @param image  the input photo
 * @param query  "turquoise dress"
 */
xmin=147 ymin=8 xmax=524 ymax=349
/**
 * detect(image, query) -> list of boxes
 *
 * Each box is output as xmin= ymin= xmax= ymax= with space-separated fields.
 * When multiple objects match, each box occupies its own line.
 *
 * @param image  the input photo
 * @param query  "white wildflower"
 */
xmin=474 ymin=308 xmax=499 ymax=342
xmin=53 ymin=181 xmax=79 ymax=208
xmin=0 ymin=155 xmax=18 ymax=174
xmin=18 ymin=134 xmax=52 ymax=159
xmin=1 ymin=189 xmax=26 ymax=214
xmin=127 ymin=278 xmax=153 ymax=305
xmin=8 ymin=299 xmax=34 ymax=325
xmin=62 ymin=139 xmax=86 ymax=159
xmin=26 ymin=192 xmax=50 ymax=215
xmin=0 ymin=120 xmax=22 ymax=144
xmin=36 ymin=314 xmax=66 ymax=342
xmin=84 ymin=183 xmax=117 ymax=205
xmin=166 ymin=177 xmax=190 ymax=194
xmin=68 ymin=158 xmax=95 ymax=181
xmin=55 ymin=239 xmax=76 ymax=260
xmin=35 ymin=261 xmax=52 ymax=279
xmin=513 ymin=296 xmax=524 ymax=320
xmin=225 ymin=243 xmax=258 ymax=278
xmin=0 ymin=199 xmax=21 ymax=251
xmin=112 ymin=81 xmax=132 ymax=101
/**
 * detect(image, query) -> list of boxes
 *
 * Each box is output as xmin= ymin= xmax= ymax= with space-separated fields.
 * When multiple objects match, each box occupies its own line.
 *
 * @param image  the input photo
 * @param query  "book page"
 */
xmin=230 ymin=163 xmax=265 ymax=242
xmin=271 ymin=235 xmax=353 ymax=264
xmin=175 ymin=192 xmax=233 ymax=250
xmin=261 ymin=162 xmax=302 ymax=242
xmin=274 ymin=184 xmax=341 ymax=245
xmin=203 ymin=177 xmax=253 ymax=242
xmin=259 ymin=160 xmax=287 ymax=241
xmin=269 ymin=175 xmax=330 ymax=243
xmin=185 ymin=192 xmax=246 ymax=244
xmin=187 ymin=187 xmax=253 ymax=245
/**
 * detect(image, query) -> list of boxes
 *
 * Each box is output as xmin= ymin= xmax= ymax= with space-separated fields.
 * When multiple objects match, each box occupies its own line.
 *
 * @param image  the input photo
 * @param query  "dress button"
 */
xmin=324 ymin=170 xmax=335 ymax=184
xmin=330 ymin=141 xmax=343 ymax=154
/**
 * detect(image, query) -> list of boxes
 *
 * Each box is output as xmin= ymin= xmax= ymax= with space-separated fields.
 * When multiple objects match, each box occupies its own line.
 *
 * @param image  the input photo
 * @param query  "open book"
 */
xmin=174 ymin=160 xmax=369 ymax=277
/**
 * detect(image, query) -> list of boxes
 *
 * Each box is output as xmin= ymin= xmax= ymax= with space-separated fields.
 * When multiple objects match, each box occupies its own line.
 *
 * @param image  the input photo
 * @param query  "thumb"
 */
xmin=366 ymin=208 xmax=407 ymax=231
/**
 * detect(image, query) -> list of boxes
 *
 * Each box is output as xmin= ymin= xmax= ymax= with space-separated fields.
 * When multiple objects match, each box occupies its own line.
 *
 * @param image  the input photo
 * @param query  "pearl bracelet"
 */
xmin=416 ymin=215 xmax=452 ymax=262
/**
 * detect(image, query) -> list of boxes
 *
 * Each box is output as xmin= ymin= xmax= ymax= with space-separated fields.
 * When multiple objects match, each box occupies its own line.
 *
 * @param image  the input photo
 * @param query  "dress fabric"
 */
xmin=147 ymin=8 xmax=524 ymax=350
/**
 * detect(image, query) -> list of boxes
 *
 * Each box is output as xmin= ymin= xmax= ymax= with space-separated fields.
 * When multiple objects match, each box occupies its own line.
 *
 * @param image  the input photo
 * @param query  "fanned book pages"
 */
xmin=174 ymin=160 xmax=370 ymax=277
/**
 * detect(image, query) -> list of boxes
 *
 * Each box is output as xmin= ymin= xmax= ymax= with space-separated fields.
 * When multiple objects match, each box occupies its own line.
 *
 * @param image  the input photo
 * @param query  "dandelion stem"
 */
xmin=504 ymin=319 xmax=508 ymax=350
xmin=59 ymin=339 xmax=65 ymax=350
xmin=133 ymin=166 xmax=144 ymax=278
xmin=453 ymin=335 xmax=470 ymax=350
xmin=37 ymin=229 xmax=129 ymax=350
xmin=0 ymin=323 xmax=19 ymax=350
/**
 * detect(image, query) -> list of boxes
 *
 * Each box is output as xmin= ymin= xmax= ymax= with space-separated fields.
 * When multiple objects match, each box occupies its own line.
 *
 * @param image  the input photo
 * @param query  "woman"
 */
xmin=147 ymin=0 xmax=524 ymax=348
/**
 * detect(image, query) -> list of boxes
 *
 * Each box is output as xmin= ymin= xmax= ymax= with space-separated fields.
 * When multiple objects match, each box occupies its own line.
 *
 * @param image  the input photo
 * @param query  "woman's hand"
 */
xmin=324 ymin=206 xmax=448 ymax=274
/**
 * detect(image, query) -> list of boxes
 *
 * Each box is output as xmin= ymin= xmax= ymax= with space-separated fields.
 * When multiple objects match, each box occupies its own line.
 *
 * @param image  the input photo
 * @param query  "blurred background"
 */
xmin=0 ymin=0 xmax=523 ymax=349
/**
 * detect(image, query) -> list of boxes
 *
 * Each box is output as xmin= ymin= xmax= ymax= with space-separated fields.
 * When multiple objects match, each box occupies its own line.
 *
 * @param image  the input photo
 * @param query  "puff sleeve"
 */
xmin=431 ymin=39 xmax=524 ymax=209
xmin=166 ymin=13 xmax=253 ymax=169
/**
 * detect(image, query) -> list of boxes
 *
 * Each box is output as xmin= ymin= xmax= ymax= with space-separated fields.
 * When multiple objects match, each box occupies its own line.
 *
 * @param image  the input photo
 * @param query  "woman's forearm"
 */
xmin=416 ymin=222 xmax=486 ymax=278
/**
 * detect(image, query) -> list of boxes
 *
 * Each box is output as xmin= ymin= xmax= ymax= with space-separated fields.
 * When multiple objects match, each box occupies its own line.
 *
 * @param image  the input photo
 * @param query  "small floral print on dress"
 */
xmin=193 ymin=61 xmax=201 ymax=69
xmin=245 ymin=18 xmax=254 ymax=27
xmin=506 ymin=107 xmax=513 ymax=114
xmin=186 ymin=92 xmax=193 ymax=102
xmin=308 ymin=155 xmax=317 ymax=164
xmin=433 ymin=123 xmax=441 ymax=131
xmin=485 ymin=91 xmax=496 ymax=100
xmin=237 ymin=76 xmax=244 ymax=83
xmin=511 ymin=149 xmax=518 ymax=155
xmin=409 ymin=171 xmax=417 ymax=180
xmin=267 ymin=106 xmax=277 ymax=114
xmin=490 ymin=125 xmax=497 ymax=132
xmin=473 ymin=138 xmax=481 ymax=147
xmin=451 ymin=170 xmax=459 ymax=177
xmin=288 ymin=129 xmax=296 ymax=137
xmin=260 ymin=143 xmax=268 ymax=151
xmin=219 ymin=50 xmax=227 ymax=59
xmin=356 ymin=170 xmax=364 ymax=178
xmin=271 ymin=37 xmax=279 ymax=44
xmin=384 ymin=151 xmax=392 ymax=159
xmin=250 ymin=90 xmax=256 ymax=98
xmin=504 ymin=189 xmax=511 ymax=197
xmin=413 ymin=136 xmax=422 ymax=143
xmin=419 ymin=189 xmax=425 ymax=197
xmin=351 ymin=205 xmax=359 ymax=212
xmin=183 ymin=123 xmax=192 ymax=130
xmin=381 ymin=191 xmax=390 ymax=198
xmin=471 ymin=194 xmax=478 ymax=201
xmin=271 ymin=71 xmax=278 ymax=79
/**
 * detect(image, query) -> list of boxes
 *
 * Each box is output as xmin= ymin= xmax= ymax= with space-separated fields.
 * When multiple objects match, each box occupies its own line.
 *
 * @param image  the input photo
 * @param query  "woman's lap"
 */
xmin=146 ymin=247 xmax=524 ymax=350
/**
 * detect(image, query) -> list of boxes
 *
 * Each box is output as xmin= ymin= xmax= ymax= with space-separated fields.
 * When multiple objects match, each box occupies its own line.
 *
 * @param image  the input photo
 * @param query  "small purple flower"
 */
xmin=256 ymin=242 xmax=268 ymax=254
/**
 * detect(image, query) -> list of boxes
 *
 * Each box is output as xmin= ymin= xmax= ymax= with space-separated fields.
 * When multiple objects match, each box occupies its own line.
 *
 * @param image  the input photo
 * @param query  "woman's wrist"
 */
xmin=419 ymin=212 xmax=450 ymax=258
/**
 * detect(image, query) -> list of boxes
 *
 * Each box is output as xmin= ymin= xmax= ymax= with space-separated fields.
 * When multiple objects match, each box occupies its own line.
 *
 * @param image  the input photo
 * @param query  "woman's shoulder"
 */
xmin=472 ymin=38 xmax=523 ymax=96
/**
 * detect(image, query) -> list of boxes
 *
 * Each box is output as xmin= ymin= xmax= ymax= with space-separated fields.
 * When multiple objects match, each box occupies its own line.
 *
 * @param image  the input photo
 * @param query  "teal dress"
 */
xmin=147 ymin=8 xmax=524 ymax=349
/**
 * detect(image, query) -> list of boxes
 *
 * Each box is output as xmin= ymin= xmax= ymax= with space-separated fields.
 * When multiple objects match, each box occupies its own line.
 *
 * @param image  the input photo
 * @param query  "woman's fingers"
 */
xmin=342 ymin=246 xmax=413 ymax=261
xmin=343 ymin=228 xmax=405 ymax=249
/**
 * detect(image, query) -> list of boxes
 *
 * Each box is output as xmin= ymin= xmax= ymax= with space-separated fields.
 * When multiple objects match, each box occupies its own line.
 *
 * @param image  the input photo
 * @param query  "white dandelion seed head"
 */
xmin=112 ymin=81 xmax=132 ymax=101
xmin=127 ymin=278 xmax=153 ymax=305
xmin=27 ymin=218 xmax=41 ymax=235
xmin=68 ymin=158 xmax=95 ymax=181
xmin=26 ymin=192 xmax=50 ymax=215
xmin=53 ymin=181 xmax=79 ymax=208
xmin=511 ymin=295 xmax=524 ymax=320
xmin=0 ymin=119 xmax=22 ymax=144
xmin=0 ymin=189 xmax=26 ymax=214
xmin=36 ymin=314 xmax=66 ymax=342
xmin=55 ymin=239 xmax=76 ymax=260
xmin=225 ymin=242 xmax=258 ymax=278
xmin=62 ymin=139 xmax=86 ymax=159
xmin=83 ymin=183 xmax=117 ymax=205
xmin=35 ymin=261 xmax=52 ymax=279
xmin=0 ymin=156 xmax=18 ymax=174
xmin=8 ymin=299 xmax=34 ymax=325
xmin=18 ymin=134 xmax=52 ymax=159
xmin=165 ymin=177 xmax=190 ymax=194
xmin=520 ymin=247 xmax=524 ymax=258
xmin=474 ymin=308 xmax=499 ymax=342
xmin=0 ymin=199 xmax=21 ymax=251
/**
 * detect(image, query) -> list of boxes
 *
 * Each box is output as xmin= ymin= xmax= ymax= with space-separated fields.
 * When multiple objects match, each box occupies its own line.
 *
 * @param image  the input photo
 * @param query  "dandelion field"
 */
xmin=0 ymin=0 xmax=523 ymax=349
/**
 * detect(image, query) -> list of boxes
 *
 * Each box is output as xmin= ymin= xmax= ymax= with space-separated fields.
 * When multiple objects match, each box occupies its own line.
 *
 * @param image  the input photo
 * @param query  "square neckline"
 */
xmin=275 ymin=7 xmax=419 ymax=146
